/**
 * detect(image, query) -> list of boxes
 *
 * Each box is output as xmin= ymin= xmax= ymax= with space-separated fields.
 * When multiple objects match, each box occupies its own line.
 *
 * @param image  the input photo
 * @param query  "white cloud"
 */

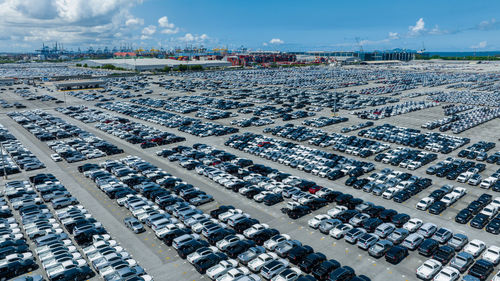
xmin=126 ymin=17 xmax=143 ymax=27
xmin=158 ymin=16 xmax=174 ymax=29
xmin=388 ymin=32 xmax=399 ymax=39
xmin=262 ymin=42 xmax=268 ymax=46
xmin=478 ymin=18 xmax=497 ymax=30
xmin=179 ymin=33 xmax=209 ymax=42
xmin=269 ymin=38 xmax=284 ymax=44
xmin=408 ymin=18 xmax=425 ymax=36
xmin=471 ymin=41 xmax=487 ymax=49
xmin=0 ymin=0 xmax=145 ymax=49
xmin=161 ymin=27 xmax=179 ymax=34
xmin=142 ymin=25 xmax=156 ymax=36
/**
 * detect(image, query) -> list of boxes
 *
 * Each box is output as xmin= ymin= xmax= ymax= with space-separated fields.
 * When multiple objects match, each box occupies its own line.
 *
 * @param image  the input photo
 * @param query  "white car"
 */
xmin=440 ymin=194 xmax=458 ymax=207
xmin=416 ymin=197 xmax=434 ymax=211
xmin=206 ymin=259 xmax=238 ymax=280
xmin=216 ymin=267 xmax=251 ymax=281
xmin=327 ymin=206 xmax=348 ymax=218
xmin=403 ymin=218 xmax=423 ymax=233
xmin=329 ymin=223 xmax=353 ymax=239
xmin=50 ymin=154 xmax=62 ymax=162
xmin=416 ymin=259 xmax=442 ymax=280
xmin=463 ymin=239 xmax=486 ymax=257
xmin=243 ymin=224 xmax=269 ymax=238
xmin=433 ymin=266 xmax=459 ymax=281
xmin=219 ymin=209 xmax=243 ymax=222
xmin=264 ymin=234 xmax=291 ymax=251
xmin=450 ymin=187 xmax=467 ymax=198
xmin=248 ymin=252 xmax=278 ymax=272
xmin=308 ymin=214 xmax=331 ymax=229
xmin=216 ymin=234 xmax=245 ymax=251
xmin=491 ymin=197 xmax=500 ymax=208
xmin=187 ymin=246 xmax=218 ymax=264
xmin=482 ymin=245 xmax=500 ymax=265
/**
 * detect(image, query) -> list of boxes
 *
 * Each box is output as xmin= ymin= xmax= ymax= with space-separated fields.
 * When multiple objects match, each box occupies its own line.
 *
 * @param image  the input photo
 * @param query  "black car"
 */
xmin=0 ymin=258 xmax=37 ymax=280
xmin=193 ymin=252 xmax=227 ymax=274
xmin=0 ymin=245 xmax=29 ymax=259
xmin=225 ymin=240 xmax=256 ymax=258
xmin=176 ymin=239 xmax=209 ymax=259
xmin=299 ymin=252 xmax=327 ymax=273
xmin=470 ymin=214 xmax=490 ymax=229
xmin=233 ymin=218 xmax=260 ymax=234
xmin=207 ymin=228 xmax=236 ymax=245
xmin=432 ymin=245 xmax=455 ymax=264
xmin=379 ymin=209 xmax=397 ymax=222
xmin=468 ymin=259 xmax=494 ymax=280
xmin=485 ymin=217 xmax=500 ymax=234
xmin=51 ymin=265 xmax=93 ymax=281
xmin=328 ymin=266 xmax=355 ymax=281
xmin=210 ymin=205 xmax=234 ymax=219
xmin=287 ymin=245 xmax=314 ymax=264
xmin=162 ymin=228 xmax=192 ymax=246
xmin=253 ymin=228 xmax=280 ymax=245
xmin=428 ymin=202 xmax=447 ymax=215
xmin=455 ymin=209 xmax=473 ymax=224
xmin=385 ymin=246 xmax=408 ymax=264
xmin=362 ymin=218 xmax=383 ymax=233
xmin=286 ymin=206 xmax=311 ymax=219
xmin=365 ymin=206 xmax=385 ymax=218
xmin=263 ymin=194 xmax=283 ymax=206
xmin=312 ymin=259 xmax=340 ymax=280
xmin=391 ymin=213 xmax=410 ymax=227
xmin=418 ymin=239 xmax=439 ymax=257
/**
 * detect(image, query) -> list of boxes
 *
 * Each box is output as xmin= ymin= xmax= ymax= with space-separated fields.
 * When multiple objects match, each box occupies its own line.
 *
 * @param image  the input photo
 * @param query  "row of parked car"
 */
xmin=301 ymin=117 xmax=348 ymax=128
xmin=457 ymin=141 xmax=496 ymax=162
xmin=96 ymin=101 xmax=239 ymax=137
xmin=8 ymin=110 xmax=86 ymax=141
xmin=353 ymin=101 xmax=439 ymax=120
xmin=155 ymin=142 xmax=500 ymax=280
xmin=231 ymin=117 xmax=275 ymax=128
xmin=374 ymin=147 xmax=438 ymax=171
xmin=59 ymin=106 xmax=186 ymax=149
xmin=454 ymin=193 xmax=500 ymax=234
xmin=80 ymin=155 xmax=370 ymax=280
xmin=264 ymin=124 xmax=389 ymax=159
xmin=340 ymin=121 xmax=373 ymax=134
xmin=357 ymin=124 xmax=470 ymax=154
xmin=346 ymin=167 xmax=433 ymax=204
xmin=423 ymin=107 xmax=500 ymax=134
xmin=425 ymin=157 xmax=491 ymax=188
xmin=431 ymin=90 xmax=500 ymax=108
xmin=3 ymin=173 xmax=151 ymax=281
xmin=226 ymin=133 xmax=374 ymax=181
xmin=442 ymin=105 xmax=475 ymax=116
xmin=0 ymin=124 xmax=45 ymax=173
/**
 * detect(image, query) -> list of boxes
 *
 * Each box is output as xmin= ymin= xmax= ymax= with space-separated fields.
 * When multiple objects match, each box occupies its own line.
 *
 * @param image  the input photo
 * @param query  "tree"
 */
xmin=83 ymin=63 xmax=88 ymax=67
xmin=75 ymin=63 xmax=82 ymax=67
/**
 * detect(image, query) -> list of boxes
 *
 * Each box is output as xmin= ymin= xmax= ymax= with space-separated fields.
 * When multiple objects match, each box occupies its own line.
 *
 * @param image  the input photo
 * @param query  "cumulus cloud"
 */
xmin=141 ymin=25 xmax=156 ymax=40
xmin=388 ymin=32 xmax=399 ymax=39
xmin=157 ymin=16 xmax=180 ymax=35
xmin=125 ymin=17 xmax=143 ymax=27
xmin=158 ymin=16 xmax=174 ymax=29
xmin=0 ymin=0 xmax=144 ymax=48
xmin=178 ymin=33 xmax=209 ymax=42
xmin=477 ymin=18 xmax=498 ymax=30
xmin=471 ymin=41 xmax=487 ymax=49
xmin=408 ymin=18 xmax=425 ymax=36
xmin=269 ymin=38 xmax=284 ymax=44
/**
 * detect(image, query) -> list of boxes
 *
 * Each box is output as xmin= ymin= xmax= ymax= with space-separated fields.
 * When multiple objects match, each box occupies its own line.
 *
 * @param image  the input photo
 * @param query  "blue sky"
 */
xmin=0 ymin=0 xmax=499 ymax=52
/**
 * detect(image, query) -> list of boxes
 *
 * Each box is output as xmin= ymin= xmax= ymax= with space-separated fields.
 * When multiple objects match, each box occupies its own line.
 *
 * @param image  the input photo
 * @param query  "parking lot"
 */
xmin=1 ymin=62 xmax=500 ymax=281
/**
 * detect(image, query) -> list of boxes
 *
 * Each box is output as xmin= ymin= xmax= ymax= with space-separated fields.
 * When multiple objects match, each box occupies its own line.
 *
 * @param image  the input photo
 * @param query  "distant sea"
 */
xmin=428 ymin=51 xmax=500 ymax=57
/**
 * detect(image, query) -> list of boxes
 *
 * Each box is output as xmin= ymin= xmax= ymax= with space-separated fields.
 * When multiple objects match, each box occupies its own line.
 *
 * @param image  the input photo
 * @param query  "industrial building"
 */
xmin=55 ymin=80 xmax=105 ymax=90
xmin=81 ymin=58 xmax=231 ymax=71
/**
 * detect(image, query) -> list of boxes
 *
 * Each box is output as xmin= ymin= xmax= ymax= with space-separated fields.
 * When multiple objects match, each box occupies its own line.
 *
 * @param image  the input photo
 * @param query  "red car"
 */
xmin=309 ymin=186 xmax=322 ymax=194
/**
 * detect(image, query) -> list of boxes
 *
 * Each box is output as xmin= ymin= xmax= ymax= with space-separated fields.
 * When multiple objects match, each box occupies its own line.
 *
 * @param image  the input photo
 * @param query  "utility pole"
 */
xmin=1 ymin=142 xmax=7 ymax=180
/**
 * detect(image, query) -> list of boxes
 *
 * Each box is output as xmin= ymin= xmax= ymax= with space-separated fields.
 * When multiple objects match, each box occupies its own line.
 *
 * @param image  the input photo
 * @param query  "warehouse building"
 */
xmin=55 ymin=80 xmax=105 ymax=90
xmin=81 ymin=58 xmax=231 ymax=71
